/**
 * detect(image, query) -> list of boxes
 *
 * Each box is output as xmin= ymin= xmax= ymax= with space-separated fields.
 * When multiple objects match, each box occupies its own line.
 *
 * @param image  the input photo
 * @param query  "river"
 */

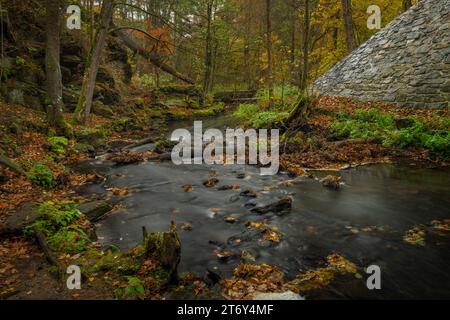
xmin=82 ymin=115 xmax=450 ymax=299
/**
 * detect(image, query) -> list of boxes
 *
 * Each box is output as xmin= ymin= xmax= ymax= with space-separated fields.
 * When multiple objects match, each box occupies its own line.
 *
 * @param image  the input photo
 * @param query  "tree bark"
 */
xmin=300 ymin=0 xmax=310 ymax=91
xmin=289 ymin=0 xmax=298 ymax=82
xmin=266 ymin=0 xmax=274 ymax=108
xmin=203 ymin=0 xmax=214 ymax=94
xmin=341 ymin=0 xmax=357 ymax=53
xmin=45 ymin=0 xmax=68 ymax=135
xmin=74 ymin=0 xmax=115 ymax=124
xmin=113 ymin=27 xmax=194 ymax=84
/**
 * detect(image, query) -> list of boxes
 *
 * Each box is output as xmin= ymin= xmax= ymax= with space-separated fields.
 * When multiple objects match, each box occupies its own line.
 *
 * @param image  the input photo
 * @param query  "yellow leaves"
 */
xmin=327 ymin=253 xmax=357 ymax=274
xmin=246 ymin=220 xmax=281 ymax=243
xmin=431 ymin=219 xmax=450 ymax=232
xmin=221 ymin=254 xmax=359 ymax=299
xmin=215 ymin=250 xmax=231 ymax=261
xmin=224 ymin=215 xmax=237 ymax=223
xmin=245 ymin=220 xmax=267 ymax=230
xmin=286 ymin=253 xmax=358 ymax=294
xmin=203 ymin=178 xmax=219 ymax=187
xmin=403 ymin=227 xmax=426 ymax=246
xmin=108 ymin=187 xmax=129 ymax=197
xmin=181 ymin=222 xmax=192 ymax=231
xmin=182 ymin=184 xmax=192 ymax=192
xmin=288 ymin=268 xmax=335 ymax=293
xmin=222 ymin=263 xmax=285 ymax=299
xmin=262 ymin=229 xmax=281 ymax=243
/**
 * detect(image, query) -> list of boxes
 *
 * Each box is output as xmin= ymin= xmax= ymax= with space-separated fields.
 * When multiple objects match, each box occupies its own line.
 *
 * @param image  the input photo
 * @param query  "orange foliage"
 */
xmin=128 ymin=19 xmax=173 ymax=57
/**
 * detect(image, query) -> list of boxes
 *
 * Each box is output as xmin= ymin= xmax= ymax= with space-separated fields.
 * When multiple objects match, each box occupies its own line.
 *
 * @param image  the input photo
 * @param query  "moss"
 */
xmin=24 ymin=200 xmax=81 ymax=236
xmin=154 ymin=137 xmax=177 ymax=153
xmin=111 ymin=117 xmax=142 ymax=132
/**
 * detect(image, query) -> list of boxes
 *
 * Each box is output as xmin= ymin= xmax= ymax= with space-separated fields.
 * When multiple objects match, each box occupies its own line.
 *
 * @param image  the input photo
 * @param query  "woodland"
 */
xmin=0 ymin=0 xmax=449 ymax=300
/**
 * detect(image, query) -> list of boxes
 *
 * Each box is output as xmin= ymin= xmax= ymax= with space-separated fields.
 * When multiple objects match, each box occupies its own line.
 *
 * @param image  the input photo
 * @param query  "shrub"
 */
xmin=27 ymin=162 xmax=54 ymax=188
xmin=234 ymin=104 xmax=259 ymax=121
xmin=26 ymin=201 xmax=81 ymax=235
xmin=48 ymin=136 xmax=69 ymax=154
xmin=47 ymin=226 xmax=92 ymax=254
xmin=332 ymin=108 xmax=450 ymax=159
xmin=250 ymin=111 xmax=289 ymax=129
xmin=234 ymin=103 xmax=289 ymax=128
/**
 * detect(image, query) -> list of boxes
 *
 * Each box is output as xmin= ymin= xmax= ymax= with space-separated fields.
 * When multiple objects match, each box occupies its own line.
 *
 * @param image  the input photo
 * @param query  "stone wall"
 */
xmin=313 ymin=0 xmax=450 ymax=108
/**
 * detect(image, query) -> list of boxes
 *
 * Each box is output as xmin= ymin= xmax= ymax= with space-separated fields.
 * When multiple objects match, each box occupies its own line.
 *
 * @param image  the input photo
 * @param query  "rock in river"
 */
xmin=250 ymin=197 xmax=292 ymax=215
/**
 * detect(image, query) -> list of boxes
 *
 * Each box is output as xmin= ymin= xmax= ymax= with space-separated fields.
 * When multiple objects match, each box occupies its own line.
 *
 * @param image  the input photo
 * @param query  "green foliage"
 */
xmin=256 ymin=84 xmax=299 ymax=108
xmin=250 ymin=111 xmax=289 ymax=129
xmin=141 ymin=74 xmax=156 ymax=87
xmin=234 ymin=103 xmax=288 ymax=128
xmin=15 ymin=56 xmax=26 ymax=66
xmin=112 ymin=117 xmax=142 ymax=132
xmin=27 ymin=162 xmax=54 ymax=188
xmin=154 ymin=137 xmax=178 ymax=153
xmin=332 ymin=109 xmax=450 ymax=158
xmin=47 ymin=226 xmax=92 ymax=254
xmin=115 ymin=276 xmax=145 ymax=300
xmin=48 ymin=136 xmax=69 ymax=155
xmin=234 ymin=103 xmax=259 ymax=120
xmin=25 ymin=201 xmax=81 ymax=236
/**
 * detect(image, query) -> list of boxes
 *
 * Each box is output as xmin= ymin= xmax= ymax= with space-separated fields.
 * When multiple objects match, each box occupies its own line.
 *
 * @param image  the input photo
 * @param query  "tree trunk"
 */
xmin=114 ymin=27 xmax=194 ymax=84
xmin=341 ymin=0 xmax=357 ymax=53
xmin=45 ymin=0 xmax=68 ymax=135
xmin=74 ymin=0 xmax=115 ymax=124
xmin=203 ymin=0 xmax=214 ymax=94
xmin=266 ymin=0 xmax=274 ymax=108
xmin=300 ymin=0 xmax=310 ymax=91
xmin=289 ymin=0 xmax=298 ymax=82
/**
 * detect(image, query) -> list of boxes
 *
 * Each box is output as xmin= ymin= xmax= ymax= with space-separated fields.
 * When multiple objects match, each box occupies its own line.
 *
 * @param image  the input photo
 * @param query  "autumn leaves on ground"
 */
xmin=1 ymin=94 xmax=449 ymax=299
xmin=0 ymin=0 xmax=449 ymax=300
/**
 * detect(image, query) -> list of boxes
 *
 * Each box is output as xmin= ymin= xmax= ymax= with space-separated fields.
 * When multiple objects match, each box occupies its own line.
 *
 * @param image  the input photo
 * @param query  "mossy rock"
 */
xmin=92 ymin=102 xmax=115 ymax=118
xmin=78 ymin=200 xmax=113 ymax=222
xmin=72 ymin=143 xmax=95 ymax=154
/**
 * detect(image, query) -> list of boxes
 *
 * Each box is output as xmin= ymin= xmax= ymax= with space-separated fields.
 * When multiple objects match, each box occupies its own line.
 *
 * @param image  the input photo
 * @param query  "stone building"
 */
xmin=313 ymin=0 xmax=450 ymax=108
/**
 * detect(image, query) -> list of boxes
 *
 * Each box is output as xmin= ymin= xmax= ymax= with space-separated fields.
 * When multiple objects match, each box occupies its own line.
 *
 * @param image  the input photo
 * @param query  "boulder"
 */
xmin=0 ymin=202 xmax=37 ymax=236
xmin=250 ymin=197 xmax=292 ymax=215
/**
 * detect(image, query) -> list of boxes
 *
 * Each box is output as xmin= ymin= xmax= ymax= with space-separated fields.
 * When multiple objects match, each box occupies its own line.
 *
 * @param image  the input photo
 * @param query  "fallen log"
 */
xmin=113 ymin=28 xmax=194 ymax=85
xmin=122 ymin=137 xmax=155 ymax=151
xmin=214 ymin=90 xmax=257 ymax=103
xmin=0 ymin=153 xmax=24 ymax=176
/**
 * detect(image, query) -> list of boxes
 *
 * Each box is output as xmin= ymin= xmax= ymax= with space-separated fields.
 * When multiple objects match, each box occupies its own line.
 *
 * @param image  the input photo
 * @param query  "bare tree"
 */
xmin=45 ymin=0 xmax=69 ymax=134
xmin=74 ymin=0 xmax=115 ymax=124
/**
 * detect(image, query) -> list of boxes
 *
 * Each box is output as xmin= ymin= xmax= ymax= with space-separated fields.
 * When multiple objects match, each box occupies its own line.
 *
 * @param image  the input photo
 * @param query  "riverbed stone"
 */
xmin=250 ymin=197 xmax=292 ymax=215
xmin=313 ymin=0 xmax=450 ymax=108
xmin=78 ymin=200 xmax=113 ymax=222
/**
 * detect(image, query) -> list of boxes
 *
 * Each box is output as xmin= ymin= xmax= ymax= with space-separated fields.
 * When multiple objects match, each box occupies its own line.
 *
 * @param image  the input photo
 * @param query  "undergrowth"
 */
xmin=331 ymin=108 xmax=450 ymax=158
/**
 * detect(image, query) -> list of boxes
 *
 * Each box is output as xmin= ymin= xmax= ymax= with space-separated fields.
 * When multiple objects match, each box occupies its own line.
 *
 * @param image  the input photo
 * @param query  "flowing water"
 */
xmin=81 ymin=115 xmax=450 ymax=299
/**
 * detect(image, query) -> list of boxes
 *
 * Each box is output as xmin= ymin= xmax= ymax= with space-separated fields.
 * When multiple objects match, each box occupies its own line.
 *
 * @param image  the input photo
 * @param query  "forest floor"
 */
xmin=280 ymin=96 xmax=449 ymax=176
xmin=0 ymin=96 xmax=449 ymax=300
